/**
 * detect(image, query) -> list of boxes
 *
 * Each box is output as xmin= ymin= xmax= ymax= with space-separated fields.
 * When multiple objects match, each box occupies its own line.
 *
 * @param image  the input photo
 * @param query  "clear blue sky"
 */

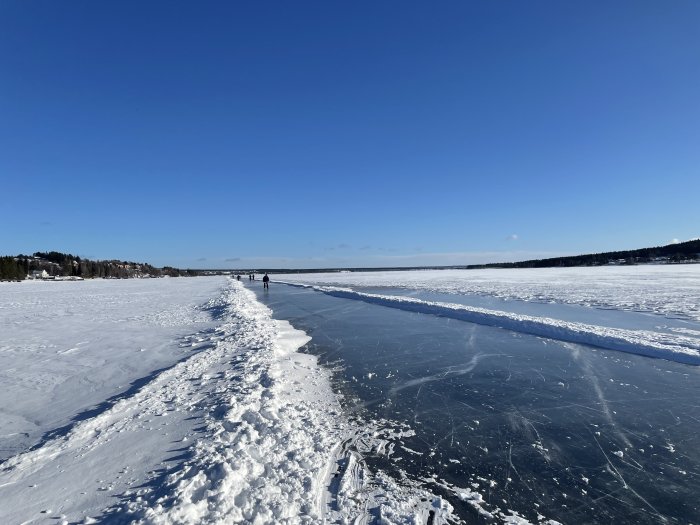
xmin=2 ymin=1 xmax=698 ymax=269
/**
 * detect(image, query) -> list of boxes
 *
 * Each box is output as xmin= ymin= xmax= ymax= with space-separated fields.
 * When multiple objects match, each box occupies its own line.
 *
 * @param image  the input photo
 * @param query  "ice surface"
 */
xmin=280 ymin=284 xmax=700 ymax=364
xmin=278 ymin=265 xmax=700 ymax=321
xmin=254 ymin=279 xmax=700 ymax=524
xmin=277 ymin=266 xmax=700 ymax=365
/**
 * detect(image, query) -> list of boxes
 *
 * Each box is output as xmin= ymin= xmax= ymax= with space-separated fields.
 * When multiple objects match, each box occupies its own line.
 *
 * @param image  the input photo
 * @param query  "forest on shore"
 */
xmin=0 ymin=252 xmax=196 ymax=281
xmin=464 ymin=239 xmax=700 ymax=269
xmin=2 ymin=239 xmax=698 ymax=281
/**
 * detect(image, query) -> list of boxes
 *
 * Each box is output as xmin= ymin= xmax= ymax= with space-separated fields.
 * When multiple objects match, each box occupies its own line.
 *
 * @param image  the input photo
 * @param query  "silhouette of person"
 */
xmin=262 ymin=273 xmax=270 ymax=289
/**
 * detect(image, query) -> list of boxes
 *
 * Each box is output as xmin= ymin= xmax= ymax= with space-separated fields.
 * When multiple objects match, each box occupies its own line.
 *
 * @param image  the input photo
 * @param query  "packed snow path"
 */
xmin=0 ymin=279 xmax=453 ymax=524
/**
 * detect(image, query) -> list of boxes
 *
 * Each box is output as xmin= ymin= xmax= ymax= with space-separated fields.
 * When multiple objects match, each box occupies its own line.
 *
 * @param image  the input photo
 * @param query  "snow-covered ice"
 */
xmin=0 ymin=277 xmax=226 ymax=460
xmin=2 ymin=266 xmax=699 ymax=524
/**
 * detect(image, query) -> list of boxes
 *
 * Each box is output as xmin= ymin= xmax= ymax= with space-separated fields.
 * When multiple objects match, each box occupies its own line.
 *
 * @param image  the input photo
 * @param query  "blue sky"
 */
xmin=1 ymin=1 xmax=698 ymax=269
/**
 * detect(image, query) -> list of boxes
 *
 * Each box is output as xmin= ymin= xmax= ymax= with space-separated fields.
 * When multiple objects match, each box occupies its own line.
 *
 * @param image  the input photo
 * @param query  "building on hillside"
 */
xmin=30 ymin=269 xmax=49 ymax=279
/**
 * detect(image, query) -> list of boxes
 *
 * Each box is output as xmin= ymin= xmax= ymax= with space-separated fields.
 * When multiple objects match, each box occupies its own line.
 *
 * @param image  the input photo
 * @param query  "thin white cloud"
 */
xmin=506 ymin=234 xmax=518 ymax=241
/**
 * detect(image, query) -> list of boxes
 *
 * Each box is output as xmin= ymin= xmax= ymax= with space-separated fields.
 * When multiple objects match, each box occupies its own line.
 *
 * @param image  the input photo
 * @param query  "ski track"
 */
xmin=0 ymin=280 xmax=456 ymax=525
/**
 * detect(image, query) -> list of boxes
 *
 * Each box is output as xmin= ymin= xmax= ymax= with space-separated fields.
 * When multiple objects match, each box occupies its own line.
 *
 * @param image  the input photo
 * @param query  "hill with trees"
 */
xmin=0 ymin=252 xmax=197 ymax=281
xmin=465 ymin=239 xmax=700 ymax=269
xmin=2 ymin=240 xmax=698 ymax=281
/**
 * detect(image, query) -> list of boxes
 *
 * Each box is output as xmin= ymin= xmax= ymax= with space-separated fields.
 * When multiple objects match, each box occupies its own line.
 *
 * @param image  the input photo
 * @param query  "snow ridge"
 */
xmin=115 ymin=281 xmax=456 ymax=524
xmin=118 ymin=282 xmax=339 ymax=523
xmin=281 ymin=284 xmax=700 ymax=365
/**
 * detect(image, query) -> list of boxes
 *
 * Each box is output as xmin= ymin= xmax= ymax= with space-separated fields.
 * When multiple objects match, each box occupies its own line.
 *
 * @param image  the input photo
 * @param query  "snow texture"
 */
xmin=0 ymin=277 xmax=226 ymax=460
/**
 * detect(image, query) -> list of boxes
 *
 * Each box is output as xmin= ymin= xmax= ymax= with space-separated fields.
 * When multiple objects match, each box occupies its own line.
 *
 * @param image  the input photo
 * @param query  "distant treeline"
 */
xmin=2 ymin=240 xmax=698 ymax=281
xmin=466 ymin=239 xmax=700 ymax=269
xmin=0 ymin=256 xmax=26 ymax=281
xmin=0 ymin=251 xmax=197 ymax=281
xmin=201 ymin=240 xmax=700 ymax=274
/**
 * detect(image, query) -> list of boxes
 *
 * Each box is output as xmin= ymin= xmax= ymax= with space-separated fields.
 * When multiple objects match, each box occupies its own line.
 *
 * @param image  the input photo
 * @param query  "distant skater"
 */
xmin=262 ymin=273 xmax=270 ymax=289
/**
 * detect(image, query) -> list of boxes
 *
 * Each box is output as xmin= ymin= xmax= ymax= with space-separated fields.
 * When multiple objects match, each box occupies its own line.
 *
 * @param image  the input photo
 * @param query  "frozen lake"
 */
xmin=2 ymin=267 xmax=699 ymax=524
xmin=252 ymin=274 xmax=700 ymax=524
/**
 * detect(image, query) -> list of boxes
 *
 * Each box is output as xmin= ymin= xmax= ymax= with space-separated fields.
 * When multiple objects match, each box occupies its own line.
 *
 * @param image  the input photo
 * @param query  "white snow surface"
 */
xmin=277 ymin=266 xmax=700 ymax=365
xmin=0 ymin=278 xmax=454 ymax=524
xmin=0 ymin=277 xmax=226 ymax=459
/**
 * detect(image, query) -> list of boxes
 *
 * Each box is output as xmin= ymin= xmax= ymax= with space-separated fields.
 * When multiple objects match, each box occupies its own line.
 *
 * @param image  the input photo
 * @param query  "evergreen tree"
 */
xmin=0 ymin=257 xmax=25 ymax=280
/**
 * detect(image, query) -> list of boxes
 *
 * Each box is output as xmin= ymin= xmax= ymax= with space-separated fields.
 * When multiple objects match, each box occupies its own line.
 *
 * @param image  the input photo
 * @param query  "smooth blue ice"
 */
xmin=251 ymin=282 xmax=700 ymax=524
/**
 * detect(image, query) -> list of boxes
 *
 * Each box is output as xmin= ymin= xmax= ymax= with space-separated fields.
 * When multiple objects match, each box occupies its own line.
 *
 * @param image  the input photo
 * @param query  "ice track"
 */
xmin=279 ymin=283 xmax=700 ymax=365
xmin=0 ymin=280 xmax=455 ymax=524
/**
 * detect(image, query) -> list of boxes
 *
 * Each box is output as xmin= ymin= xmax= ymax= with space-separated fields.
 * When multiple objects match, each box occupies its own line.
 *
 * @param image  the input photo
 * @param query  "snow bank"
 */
xmin=280 ymin=284 xmax=700 ymax=365
xmin=119 ymin=281 xmax=455 ymax=524
xmin=112 ymin=282 xmax=341 ymax=523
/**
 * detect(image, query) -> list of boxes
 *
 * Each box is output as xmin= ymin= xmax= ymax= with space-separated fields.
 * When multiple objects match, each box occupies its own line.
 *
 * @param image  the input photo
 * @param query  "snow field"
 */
xmin=0 ymin=277 xmax=226 ymax=460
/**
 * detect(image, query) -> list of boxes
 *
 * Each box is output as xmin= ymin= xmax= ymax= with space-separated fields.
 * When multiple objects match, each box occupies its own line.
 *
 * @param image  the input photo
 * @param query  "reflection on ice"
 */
xmin=255 ymin=282 xmax=700 ymax=524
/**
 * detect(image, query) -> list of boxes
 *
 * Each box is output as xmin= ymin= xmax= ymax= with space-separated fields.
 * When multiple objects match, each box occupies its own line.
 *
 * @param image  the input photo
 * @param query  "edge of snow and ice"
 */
xmin=277 ymin=283 xmax=700 ymax=366
xmin=117 ymin=281 xmax=456 ymax=524
xmin=0 ymin=279 xmax=458 ymax=524
xmin=276 ymin=266 xmax=700 ymax=323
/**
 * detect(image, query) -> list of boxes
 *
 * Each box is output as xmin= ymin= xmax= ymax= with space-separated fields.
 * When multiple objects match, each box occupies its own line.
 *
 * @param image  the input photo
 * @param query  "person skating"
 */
xmin=262 ymin=273 xmax=270 ymax=289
